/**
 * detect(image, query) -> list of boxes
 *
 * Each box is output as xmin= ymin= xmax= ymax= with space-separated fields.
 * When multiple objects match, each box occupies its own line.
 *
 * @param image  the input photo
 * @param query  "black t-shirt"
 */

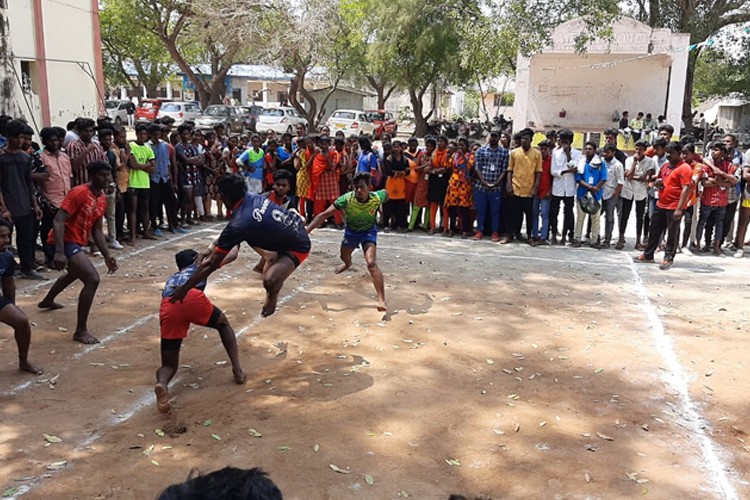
xmin=0 ymin=151 xmax=35 ymax=217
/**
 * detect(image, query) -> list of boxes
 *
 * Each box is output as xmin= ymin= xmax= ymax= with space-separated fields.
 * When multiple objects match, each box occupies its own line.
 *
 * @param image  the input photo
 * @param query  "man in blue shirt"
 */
xmin=472 ymin=131 xmax=509 ymax=242
xmin=148 ymin=125 xmax=182 ymax=235
xmin=574 ymin=141 xmax=607 ymax=248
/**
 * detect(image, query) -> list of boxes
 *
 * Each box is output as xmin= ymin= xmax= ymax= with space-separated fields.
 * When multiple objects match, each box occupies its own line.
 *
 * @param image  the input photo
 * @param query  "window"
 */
xmin=20 ymin=61 xmax=33 ymax=94
xmin=333 ymin=111 xmax=356 ymax=120
xmin=232 ymin=88 xmax=242 ymax=102
xmin=263 ymin=109 xmax=284 ymax=117
xmin=160 ymin=103 xmax=180 ymax=112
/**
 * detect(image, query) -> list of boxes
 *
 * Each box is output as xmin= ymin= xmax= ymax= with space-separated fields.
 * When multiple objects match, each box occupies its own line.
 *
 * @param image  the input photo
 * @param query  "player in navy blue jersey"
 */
xmin=0 ymin=219 xmax=43 ymax=375
xmin=169 ymin=174 xmax=311 ymax=317
xmin=156 ymin=247 xmax=244 ymax=413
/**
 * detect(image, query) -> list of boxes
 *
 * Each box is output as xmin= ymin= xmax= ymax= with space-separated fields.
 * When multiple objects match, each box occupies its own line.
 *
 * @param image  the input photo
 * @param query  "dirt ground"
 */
xmin=0 ymin=223 xmax=749 ymax=500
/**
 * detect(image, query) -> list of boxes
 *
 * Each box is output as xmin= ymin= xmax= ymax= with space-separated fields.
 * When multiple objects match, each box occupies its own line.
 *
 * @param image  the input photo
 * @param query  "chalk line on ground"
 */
xmin=628 ymin=258 xmax=738 ymax=500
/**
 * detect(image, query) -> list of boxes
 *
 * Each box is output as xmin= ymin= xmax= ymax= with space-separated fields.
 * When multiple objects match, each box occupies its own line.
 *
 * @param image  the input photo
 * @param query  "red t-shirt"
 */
xmin=657 ymin=162 xmax=692 ymax=210
xmin=47 ymin=184 xmax=107 ymax=245
xmin=538 ymin=156 xmax=552 ymax=198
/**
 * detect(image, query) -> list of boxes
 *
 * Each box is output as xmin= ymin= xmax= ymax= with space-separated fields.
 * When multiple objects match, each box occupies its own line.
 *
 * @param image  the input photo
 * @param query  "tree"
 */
xmin=256 ymin=0 xmax=357 ymax=129
xmin=340 ymin=0 xmax=399 ymax=110
xmin=693 ymin=33 xmax=750 ymax=102
xmin=128 ymin=0 xmax=265 ymax=107
xmin=100 ymin=0 xmax=173 ymax=97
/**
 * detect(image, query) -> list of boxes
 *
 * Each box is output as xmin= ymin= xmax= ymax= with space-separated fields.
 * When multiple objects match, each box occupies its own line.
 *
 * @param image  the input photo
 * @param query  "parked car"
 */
xmin=135 ymin=98 xmax=171 ymax=123
xmin=157 ymin=101 xmax=202 ymax=126
xmin=367 ymin=110 xmax=398 ymax=139
xmin=240 ymin=105 xmax=264 ymax=132
xmin=257 ymin=107 xmax=308 ymax=135
xmin=105 ymin=99 xmax=130 ymax=126
xmin=194 ymin=105 xmax=245 ymax=133
xmin=326 ymin=109 xmax=377 ymax=137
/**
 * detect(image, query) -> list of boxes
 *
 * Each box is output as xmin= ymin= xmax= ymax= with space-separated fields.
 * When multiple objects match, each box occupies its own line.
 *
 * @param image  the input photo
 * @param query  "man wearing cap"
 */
xmin=573 ymin=141 xmax=607 ymax=248
xmin=472 ymin=130 xmax=509 ymax=242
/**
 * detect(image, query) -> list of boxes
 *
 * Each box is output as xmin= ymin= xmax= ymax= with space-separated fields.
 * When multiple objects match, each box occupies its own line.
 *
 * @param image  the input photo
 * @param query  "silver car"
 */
xmin=195 ymin=105 xmax=246 ymax=133
xmin=157 ymin=102 xmax=202 ymax=126
xmin=257 ymin=107 xmax=308 ymax=135
xmin=105 ymin=100 xmax=130 ymax=126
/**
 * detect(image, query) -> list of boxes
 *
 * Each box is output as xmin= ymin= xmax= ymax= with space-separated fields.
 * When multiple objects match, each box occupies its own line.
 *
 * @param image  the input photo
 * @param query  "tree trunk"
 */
xmin=409 ymin=86 xmax=428 ymax=137
xmin=681 ymin=54 xmax=697 ymax=129
xmin=143 ymin=81 xmax=159 ymax=98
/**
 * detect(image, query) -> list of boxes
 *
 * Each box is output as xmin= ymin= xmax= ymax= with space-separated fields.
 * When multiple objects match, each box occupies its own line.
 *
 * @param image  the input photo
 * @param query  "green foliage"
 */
xmin=693 ymin=41 xmax=750 ymax=101
xmin=463 ymin=89 xmax=480 ymax=118
xmin=99 ymin=0 xmax=174 ymax=93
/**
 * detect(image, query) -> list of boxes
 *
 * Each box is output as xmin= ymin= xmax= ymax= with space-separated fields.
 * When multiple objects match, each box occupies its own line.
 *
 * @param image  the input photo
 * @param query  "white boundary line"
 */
xmin=627 ymin=258 xmax=738 ymax=500
xmin=14 ymin=276 xmax=319 ymax=497
xmin=2 ymin=227 xmax=222 ymax=397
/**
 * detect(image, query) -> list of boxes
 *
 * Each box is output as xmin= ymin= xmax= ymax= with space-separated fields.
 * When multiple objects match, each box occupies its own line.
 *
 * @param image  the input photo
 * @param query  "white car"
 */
xmin=326 ymin=109 xmax=377 ymax=136
xmin=257 ymin=107 xmax=308 ymax=135
xmin=105 ymin=99 xmax=130 ymax=126
xmin=157 ymin=102 xmax=202 ymax=126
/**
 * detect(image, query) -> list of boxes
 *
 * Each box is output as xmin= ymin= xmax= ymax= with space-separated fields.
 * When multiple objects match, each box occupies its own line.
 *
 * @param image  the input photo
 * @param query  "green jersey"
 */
xmin=129 ymin=142 xmax=155 ymax=189
xmin=334 ymin=190 xmax=388 ymax=232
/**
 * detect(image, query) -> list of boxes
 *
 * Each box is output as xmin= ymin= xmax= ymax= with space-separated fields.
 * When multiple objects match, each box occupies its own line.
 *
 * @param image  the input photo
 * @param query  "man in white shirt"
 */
xmin=619 ymin=140 xmax=656 ymax=250
xmin=600 ymin=143 xmax=624 ymax=248
xmin=549 ymin=129 xmax=580 ymax=245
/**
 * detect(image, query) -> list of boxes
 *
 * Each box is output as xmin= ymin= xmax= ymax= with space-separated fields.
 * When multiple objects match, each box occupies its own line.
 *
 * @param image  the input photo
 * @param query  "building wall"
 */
xmin=307 ymin=90 xmax=365 ymax=123
xmin=525 ymin=53 xmax=670 ymax=130
xmin=4 ymin=0 xmax=103 ymax=130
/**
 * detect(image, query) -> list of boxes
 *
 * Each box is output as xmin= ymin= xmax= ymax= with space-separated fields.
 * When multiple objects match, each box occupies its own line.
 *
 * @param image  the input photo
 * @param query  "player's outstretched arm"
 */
xmin=220 ymin=245 xmax=241 ymax=267
xmin=169 ymin=250 xmax=223 ymax=303
xmin=306 ymin=205 xmax=338 ymax=234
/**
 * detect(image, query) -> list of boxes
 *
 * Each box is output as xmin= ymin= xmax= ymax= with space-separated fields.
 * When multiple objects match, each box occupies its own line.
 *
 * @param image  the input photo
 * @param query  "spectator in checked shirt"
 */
xmin=472 ymin=131 xmax=509 ymax=242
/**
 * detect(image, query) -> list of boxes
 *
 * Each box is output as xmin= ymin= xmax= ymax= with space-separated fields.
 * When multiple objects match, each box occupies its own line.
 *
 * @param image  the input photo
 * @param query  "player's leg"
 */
xmin=252 ymin=247 xmax=266 ymax=274
xmin=209 ymin=308 xmax=245 ymax=384
xmin=38 ymin=270 xmax=75 ymax=310
xmin=362 ymin=242 xmax=387 ymax=311
xmin=336 ymin=245 xmax=355 ymax=274
xmin=261 ymin=254 xmax=297 ymax=317
xmin=155 ymin=338 xmax=181 ymax=413
xmin=66 ymin=251 xmax=102 ymax=344
xmin=0 ymin=302 xmax=43 ymax=374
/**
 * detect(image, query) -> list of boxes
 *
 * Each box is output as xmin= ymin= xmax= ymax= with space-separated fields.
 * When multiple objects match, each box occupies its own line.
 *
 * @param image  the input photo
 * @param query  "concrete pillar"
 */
xmin=262 ymin=81 xmax=269 ymax=107
xmin=666 ymin=34 xmax=690 ymax=135
xmin=514 ymin=55 xmax=532 ymax=128
xmin=166 ymin=80 xmax=173 ymax=99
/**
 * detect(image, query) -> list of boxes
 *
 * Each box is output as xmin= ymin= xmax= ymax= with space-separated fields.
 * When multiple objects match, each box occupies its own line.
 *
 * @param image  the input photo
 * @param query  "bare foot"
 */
xmin=154 ymin=383 xmax=171 ymax=413
xmin=73 ymin=331 xmax=100 ymax=344
xmin=377 ymin=301 xmax=388 ymax=312
xmin=233 ymin=369 xmax=247 ymax=384
xmin=261 ymin=292 xmax=279 ymax=318
xmin=252 ymin=264 xmax=264 ymax=274
xmin=335 ymin=262 xmax=351 ymax=274
xmin=19 ymin=360 xmax=43 ymax=375
xmin=38 ymin=300 xmax=64 ymax=310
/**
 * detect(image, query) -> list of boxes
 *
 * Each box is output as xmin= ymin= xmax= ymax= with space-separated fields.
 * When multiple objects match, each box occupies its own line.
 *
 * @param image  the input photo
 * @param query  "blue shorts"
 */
xmin=342 ymin=226 xmax=378 ymax=249
xmin=44 ymin=242 xmax=83 ymax=263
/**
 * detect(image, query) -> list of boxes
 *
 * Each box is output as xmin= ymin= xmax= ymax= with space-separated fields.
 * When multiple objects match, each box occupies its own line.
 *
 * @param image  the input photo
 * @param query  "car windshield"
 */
xmin=204 ymin=106 xmax=228 ymax=116
xmin=262 ymin=109 xmax=285 ymax=117
xmin=105 ymin=101 xmax=121 ymax=109
xmin=368 ymin=112 xmax=385 ymax=121
xmin=161 ymin=103 xmax=180 ymax=112
xmin=333 ymin=111 xmax=356 ymax=120
xmin=139 ymin=102 xmax=155 ymax=109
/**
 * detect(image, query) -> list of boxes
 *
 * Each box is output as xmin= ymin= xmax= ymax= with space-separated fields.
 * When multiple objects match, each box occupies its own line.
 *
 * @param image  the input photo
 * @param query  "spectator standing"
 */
xmin=600 ymin=143 xmax=624 ymax=248
xmin=472 ymin=131 xmax=508 ymax=242
xmin=696 ymin=142 xmax=737 ymax=255
xmin=0 ymin=120 xmax=45 ymax=280
xmin=573 ymin=142 xmax=607 ymax=248
xmin=39 ymin=127 xmax=72 ymax=258
xmin=67 ymin=118 xmax=105 ymax=187
xmin=550 ymin=129 xmax=579 ymax=245
xmin=531 ymin=140 xmax=553 ymax=245
xmin=505 ymin=128 xmax=542 ymax=244
xmin=619 ymin=140 xmax=655 ymax=250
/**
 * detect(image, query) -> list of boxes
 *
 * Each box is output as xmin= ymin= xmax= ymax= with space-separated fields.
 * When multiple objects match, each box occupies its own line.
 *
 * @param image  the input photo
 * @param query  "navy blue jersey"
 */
xmin=162 ymin=264 xmax=207 ymax=299
xmin=0 ymin=250 xmax=16 ymax=281
xmin=216 ymin=193 xmax=311 ymax=254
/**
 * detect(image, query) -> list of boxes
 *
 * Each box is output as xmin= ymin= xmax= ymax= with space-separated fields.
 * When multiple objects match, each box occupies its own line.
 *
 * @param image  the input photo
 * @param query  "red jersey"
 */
xmin=701 ymin=160 xmax=735 ymax=207
xmin=657 ymin=162 xmax=692 ymax=210
xmin=538 ymin=156 xmax=552 ymax=198
xmin=47 ymin=184 xmax=107 ymax=246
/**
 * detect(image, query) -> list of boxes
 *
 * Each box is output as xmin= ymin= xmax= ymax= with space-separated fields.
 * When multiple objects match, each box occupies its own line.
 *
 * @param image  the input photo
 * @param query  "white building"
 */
xmin=1 ymin=0 xmax=105 ymax=130
xmin=514 ymin=17 xmax=690 ymax=135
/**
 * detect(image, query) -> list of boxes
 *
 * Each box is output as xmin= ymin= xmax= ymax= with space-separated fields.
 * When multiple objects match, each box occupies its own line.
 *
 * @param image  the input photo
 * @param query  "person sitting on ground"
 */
xmin=157 ymin=466 xmax=283 ymax=500
xmin=155 ymin=247 xmax=245 ymax=414
xmin=0 ymin=218 xmax=43 ymax=375
xmin=38 ymin=160 xmax=119 ymax=344
xmin=306 ymin=172 xmax=388 ymax=312
xmin=168 ymin=174 xmax=311 ymax=318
